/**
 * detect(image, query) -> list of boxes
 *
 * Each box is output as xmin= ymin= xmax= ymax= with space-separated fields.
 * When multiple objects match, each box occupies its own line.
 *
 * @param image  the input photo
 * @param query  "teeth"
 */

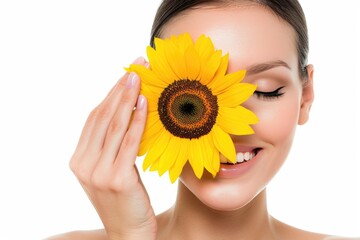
xmin=220 ymin=150 xmax=258 ymax=164
xmin=236 ymin=151 xmax=255 ymax=163
xmin=237 ymin=153 xmax=244 ymax=163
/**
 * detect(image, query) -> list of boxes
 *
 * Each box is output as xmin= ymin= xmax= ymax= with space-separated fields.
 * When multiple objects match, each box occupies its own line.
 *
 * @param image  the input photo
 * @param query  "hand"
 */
xmin=69 ymin=57 xmax=157 ymax=240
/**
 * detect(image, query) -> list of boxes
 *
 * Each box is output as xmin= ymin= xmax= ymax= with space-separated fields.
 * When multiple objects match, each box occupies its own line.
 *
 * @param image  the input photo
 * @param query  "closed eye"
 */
xmin=254 ymin=86 xmax=285 ymax=100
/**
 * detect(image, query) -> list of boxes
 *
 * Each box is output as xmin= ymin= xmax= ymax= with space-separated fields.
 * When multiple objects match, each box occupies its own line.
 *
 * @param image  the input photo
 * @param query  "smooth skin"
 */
xmin=47 ymin=4 xmax=358 ymax=240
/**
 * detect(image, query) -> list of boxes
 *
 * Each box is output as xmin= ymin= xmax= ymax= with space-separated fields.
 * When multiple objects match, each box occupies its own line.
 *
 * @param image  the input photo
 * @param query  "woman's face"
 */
xmin=161 ymin=5 xmax=314 ymax=211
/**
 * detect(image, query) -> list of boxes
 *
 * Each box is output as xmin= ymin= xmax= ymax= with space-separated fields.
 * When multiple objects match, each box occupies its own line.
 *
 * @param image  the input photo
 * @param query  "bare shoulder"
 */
xmin=44 ymin=229 xmax=107 ymax=240
xmin=323 ymin=237 xmax=360 ymax=240
xmin=272 ymin=217 xmax=359 ymax=240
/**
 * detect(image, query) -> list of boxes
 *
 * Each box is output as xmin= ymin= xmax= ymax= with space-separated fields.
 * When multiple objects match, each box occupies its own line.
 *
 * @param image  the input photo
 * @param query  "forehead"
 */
xmin=161 ymin=6 xmax=298 ymax=73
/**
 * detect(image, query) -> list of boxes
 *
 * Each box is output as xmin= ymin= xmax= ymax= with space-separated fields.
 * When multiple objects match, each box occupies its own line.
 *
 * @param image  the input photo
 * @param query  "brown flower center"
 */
xmin=158 ymin=80 xmax=218 ymax=139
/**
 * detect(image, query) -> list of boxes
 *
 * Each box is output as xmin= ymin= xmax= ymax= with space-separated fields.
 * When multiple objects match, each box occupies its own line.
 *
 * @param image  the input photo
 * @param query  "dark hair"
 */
xmin=150 ymin=0 xmax=309 ymax=80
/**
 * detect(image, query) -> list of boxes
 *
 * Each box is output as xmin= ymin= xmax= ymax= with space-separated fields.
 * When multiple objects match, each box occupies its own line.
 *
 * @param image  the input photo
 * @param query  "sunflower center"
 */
xmin=158 ymin=79 xmax=218 ymax=139
xmin=180 ymin=102 xmax=196 ymax=116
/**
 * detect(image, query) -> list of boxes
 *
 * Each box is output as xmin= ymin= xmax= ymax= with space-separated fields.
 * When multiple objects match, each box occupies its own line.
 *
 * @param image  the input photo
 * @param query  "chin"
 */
xmin=200 ymin=186 xmax=262 ymax=212
xmin=180 ymin=165 xmax=266 ymax=212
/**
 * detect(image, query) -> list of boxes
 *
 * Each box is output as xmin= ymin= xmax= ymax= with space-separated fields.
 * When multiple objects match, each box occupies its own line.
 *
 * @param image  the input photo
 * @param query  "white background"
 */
xmin=0 ymin=0 xmax=359 ymax=239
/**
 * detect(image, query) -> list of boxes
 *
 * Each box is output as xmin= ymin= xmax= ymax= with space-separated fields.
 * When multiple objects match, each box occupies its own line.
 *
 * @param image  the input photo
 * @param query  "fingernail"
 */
xmin=133 ymin=56 xmax=145 ymax=64
xmin=137 ymin=95 xmax=146 ymax=110
xmin=126 ymin=72 xmax=138 ymax=88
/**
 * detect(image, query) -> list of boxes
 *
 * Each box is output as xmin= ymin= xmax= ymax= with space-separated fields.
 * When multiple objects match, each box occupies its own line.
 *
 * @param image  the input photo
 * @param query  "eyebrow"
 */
xmin=246 ymin=60 xmax=291 ymax=75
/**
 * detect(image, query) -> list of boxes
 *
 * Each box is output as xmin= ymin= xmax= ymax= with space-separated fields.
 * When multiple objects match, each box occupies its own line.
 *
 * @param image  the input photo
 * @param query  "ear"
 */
xmin=298 ymin=64 xmax=314 ymax=125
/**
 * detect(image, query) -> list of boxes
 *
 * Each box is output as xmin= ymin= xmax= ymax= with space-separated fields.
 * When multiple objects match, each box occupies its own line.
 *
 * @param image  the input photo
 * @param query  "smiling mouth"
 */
xmin=220 ymin=148 xmax=261 ymax=165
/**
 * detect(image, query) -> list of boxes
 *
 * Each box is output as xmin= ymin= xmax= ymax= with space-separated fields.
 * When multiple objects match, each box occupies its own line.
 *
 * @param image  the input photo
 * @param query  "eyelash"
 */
xmin=254 ymin=86 xmax=285 ymax=100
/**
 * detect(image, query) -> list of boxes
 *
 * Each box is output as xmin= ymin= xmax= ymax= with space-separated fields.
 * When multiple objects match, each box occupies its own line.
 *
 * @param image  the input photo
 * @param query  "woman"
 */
xmin=47 ymin=0 xmax=357 ymax=239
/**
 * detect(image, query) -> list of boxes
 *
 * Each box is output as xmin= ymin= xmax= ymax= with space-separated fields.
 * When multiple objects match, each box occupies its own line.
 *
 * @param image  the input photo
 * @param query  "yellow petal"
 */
xmin=139 ymin=135 xmax=155 ymax=156
xmin=163 ymin=40 xmax=188 ymax=80
xmin=147 ymin=45 xmax=178 ymax=84
xmin=138 ymin=112 xmax=162 ymax=156
xmin=128 ymin=64 xmax=167 ymax=89
xmin=140 ymin=82 xmax=162 ymax=96
xmin=147 ymin=100 xmax=158 ymax=113
xmin=169 ymin=33 xmax=199 ymax=80
xmin=139 ymin=130 xmax=161 ymax=156
xmin=168 ymin=139 xmax=190 ymax=183
xmin=217 ymin=106 xmax=258 ymax=135
xmin=217 ymin=83 xmax=257 ymax=107
xmin=195 ymin=35 xmax=215 ymax=58
xmin=201 ymin=136 xmax=217 ymax=176
xmin=149 ymin=158 xmax=160 ymax=172
xmin=212 ymin=125 xmax=236 ymax=163
xmin=176 ymin=33 xmax=193 ymax=53
xmin=204 ymin=135 xmax=220 ymax=178
xmin=194 ymin=34 xmax=223 ymax=84
xmin=158 ymin=137 xmax=180 ymax=176
xmin=210 ymin=149 xmax=220 ymax=177
xmin=140 ymin=89 xmax=159 ymax=112
xmin=140 ymin=86 xmax=160 ymax=112
xmin=199 ymin=50 xmax=222 ymax=85
xmin=184 ymin=45 xmax=201 ymax=80
xmin=189 ymin=138 xmax=205 ymax=179
xmin=142 ymin=129 xmax=171 ymax=171
xmin=207 ymin=53 xmax=229 ymax=85
xmin=210 ymin=69 xmax=247 ymax=95
xmin=143 ymin=111 xmax=161 ymax=136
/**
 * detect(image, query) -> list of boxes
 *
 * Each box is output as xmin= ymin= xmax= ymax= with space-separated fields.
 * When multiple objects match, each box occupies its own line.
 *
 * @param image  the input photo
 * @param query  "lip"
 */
xmin=216 ymin=147 xmax=262 ymax=179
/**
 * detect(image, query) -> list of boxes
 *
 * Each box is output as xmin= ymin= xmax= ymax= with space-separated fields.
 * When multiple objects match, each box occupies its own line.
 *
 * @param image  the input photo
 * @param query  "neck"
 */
xmin=157 ymin=182 xmax=277 ymax=240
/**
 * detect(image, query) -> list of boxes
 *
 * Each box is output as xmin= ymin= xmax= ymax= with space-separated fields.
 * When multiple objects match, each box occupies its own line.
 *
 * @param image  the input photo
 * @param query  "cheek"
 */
xmin=252 ymin=96 xmax=300 ymax=144
xmin=248 ymin=94 xmax=302 ymax=191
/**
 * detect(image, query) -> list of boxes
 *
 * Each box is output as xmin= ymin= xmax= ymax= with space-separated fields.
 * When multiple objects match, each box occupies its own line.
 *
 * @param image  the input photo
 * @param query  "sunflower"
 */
xmin=127 ymin=33 xmax=258 ymax=183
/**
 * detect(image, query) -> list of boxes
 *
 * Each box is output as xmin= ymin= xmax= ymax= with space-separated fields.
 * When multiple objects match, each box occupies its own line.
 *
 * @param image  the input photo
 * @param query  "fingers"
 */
xmin=73 ymin=60 xmax=137 ymax=155
xmin=115 ymin=94 xmax=147 ymax=171
xmin=72 ymin=75 xmax=125 ymax=155
xmin=86 ymin=65 xmax=144 ymax=153
xmin=97 ymin=73 xmax=144 ymax=169
xmin=68 ymin=58 xmax=157 ymax=238
xmin=70 ymin=57 xmax=147 ymax=181
xmin=93 ymin=94 xmax=148 ymax=191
